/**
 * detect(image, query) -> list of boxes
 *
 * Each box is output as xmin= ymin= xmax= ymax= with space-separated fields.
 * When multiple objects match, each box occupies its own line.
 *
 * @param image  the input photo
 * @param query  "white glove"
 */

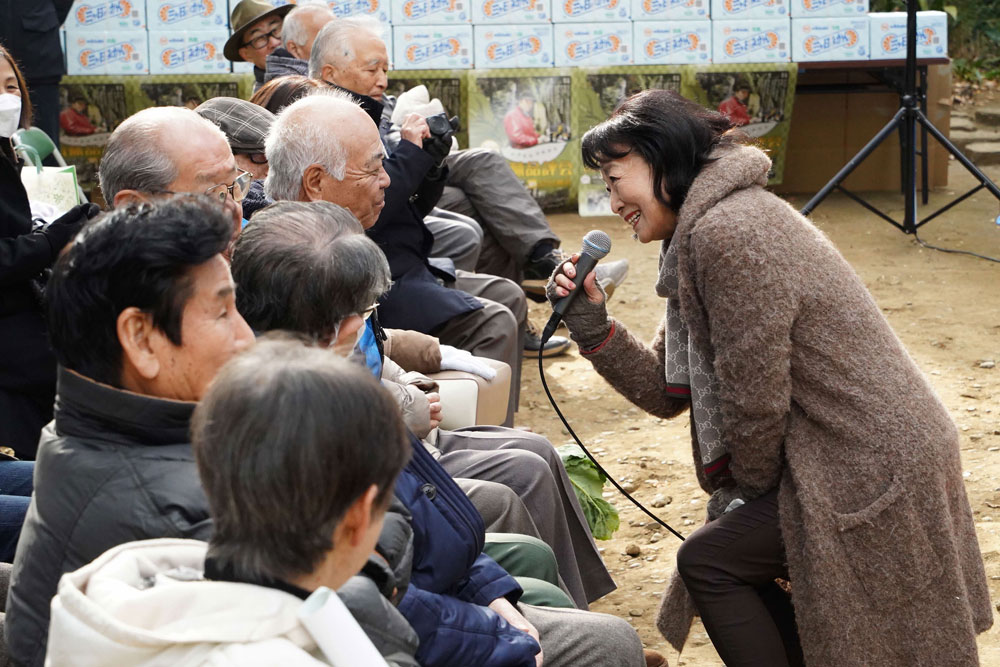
xmin=438 ymin=345 xmax=497 ymax=381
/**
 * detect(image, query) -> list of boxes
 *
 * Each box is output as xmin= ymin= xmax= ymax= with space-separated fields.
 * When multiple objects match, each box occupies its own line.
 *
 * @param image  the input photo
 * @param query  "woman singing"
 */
xmin=547 ymin=89 xmax=992 ymax=666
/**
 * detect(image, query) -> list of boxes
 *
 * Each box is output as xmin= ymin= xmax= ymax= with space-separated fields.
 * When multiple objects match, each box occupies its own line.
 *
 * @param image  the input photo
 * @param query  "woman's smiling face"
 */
xmin=600 ymin=149 xmax=677 ymax=244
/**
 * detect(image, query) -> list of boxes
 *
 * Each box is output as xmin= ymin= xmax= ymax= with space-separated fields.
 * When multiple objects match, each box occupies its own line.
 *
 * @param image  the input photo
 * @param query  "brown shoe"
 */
xmin=644 ymin=649 xmax=668 ymax=667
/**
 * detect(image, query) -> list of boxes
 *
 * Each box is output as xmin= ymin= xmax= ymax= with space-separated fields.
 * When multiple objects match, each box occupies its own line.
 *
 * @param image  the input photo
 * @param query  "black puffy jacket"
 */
xmin=5 ymin=367 xmax=213 ymax=667
xmin=0 ymin=2 xmax=73 ymax=83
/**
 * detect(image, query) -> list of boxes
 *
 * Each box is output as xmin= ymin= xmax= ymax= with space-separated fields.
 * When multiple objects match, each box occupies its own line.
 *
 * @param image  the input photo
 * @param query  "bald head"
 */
xmin=309 ymin=16 xmax=388 ymax=98
xmin=100 ymin=107 xmax=230 ymax=204
xmin=100 ymin=106 xmax=243 ymax=233
xmin=264 ymin=90 xmax=389 ymax=229
xmin=282 ymin=3 xmax=335 ymax=61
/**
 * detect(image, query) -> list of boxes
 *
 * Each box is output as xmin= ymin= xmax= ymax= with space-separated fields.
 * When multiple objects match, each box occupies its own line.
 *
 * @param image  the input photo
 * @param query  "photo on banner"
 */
xmin=574 ymin=68 xmax=684 ymax=216
xmin=58 ymin=80 xmax=130 ymax=196
xmin=387 ymin=70 xmax=468 ymax=149
xmin=468 ymin=69 xmax=575 ymax=210
xmin=136 ymin=78 xmax=243 ymax=113
xmin=683 ymin=63 xmax=798 ymax=184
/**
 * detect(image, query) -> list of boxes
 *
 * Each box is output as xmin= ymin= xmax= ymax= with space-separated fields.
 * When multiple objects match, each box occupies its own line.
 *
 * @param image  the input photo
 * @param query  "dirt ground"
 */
xmin=517 ymin=156 xmax=1000 ymax=665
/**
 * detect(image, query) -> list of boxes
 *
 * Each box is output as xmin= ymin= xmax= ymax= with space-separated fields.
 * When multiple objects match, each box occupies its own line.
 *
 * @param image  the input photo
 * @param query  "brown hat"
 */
xmin=224 ymin=0 xmax=295 ymax=63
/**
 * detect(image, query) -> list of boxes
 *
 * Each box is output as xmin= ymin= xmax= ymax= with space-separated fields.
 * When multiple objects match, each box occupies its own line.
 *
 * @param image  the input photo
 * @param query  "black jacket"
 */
xmin=0 ymin=1 xmax=73 ymax=83
xmin=0 ymin=146 xmax=78 ymax=457
xmin=5 ymin=368 xmax=213 ymax=667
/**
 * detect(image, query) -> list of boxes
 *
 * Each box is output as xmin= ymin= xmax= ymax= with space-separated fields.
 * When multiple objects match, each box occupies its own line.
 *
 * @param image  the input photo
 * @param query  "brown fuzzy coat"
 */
xmin=577 ymin=145 xmax=993 ymax=665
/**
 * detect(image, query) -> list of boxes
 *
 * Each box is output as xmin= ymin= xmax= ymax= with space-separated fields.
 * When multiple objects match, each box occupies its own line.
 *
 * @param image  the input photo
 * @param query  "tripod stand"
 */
xmin=800 ymin=0 xmax=1000 ymax=233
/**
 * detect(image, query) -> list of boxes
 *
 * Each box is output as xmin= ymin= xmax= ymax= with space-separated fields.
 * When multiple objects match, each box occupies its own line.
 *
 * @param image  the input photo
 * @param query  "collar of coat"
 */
xmin=656 ymin=143 xmax=771 ymax=295
xmin=53 ymin=366 xmax=196 ymax=448
xmin=321 ymin=81 xmax=384 ymax=129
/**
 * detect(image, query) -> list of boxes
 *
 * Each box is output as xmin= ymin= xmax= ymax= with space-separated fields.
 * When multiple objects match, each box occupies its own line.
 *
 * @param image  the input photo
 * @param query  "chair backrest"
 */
xmin=12 ymin=127 xmax=56 ymax=164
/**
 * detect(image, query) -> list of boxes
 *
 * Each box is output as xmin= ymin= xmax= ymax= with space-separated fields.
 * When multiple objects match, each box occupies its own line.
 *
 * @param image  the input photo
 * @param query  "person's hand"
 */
xmin=400 ymin=113 xmax=431 ymax=146
xmin=426 ymin=392 xmax=443 ymax=429
xmin=545 ymin=254 xmax=612 ymax=350
xmin=549 ymin=253 xmax=605 ymax=306
xmin=44 ymin=202 xmax=101 ymax=255
xmin=488 ymin=597 xmax=543 ymax=666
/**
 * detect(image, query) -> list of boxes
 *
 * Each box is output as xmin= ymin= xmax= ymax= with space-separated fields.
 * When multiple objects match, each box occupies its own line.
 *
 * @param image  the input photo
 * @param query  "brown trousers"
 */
xmin=676 ymin=488 xmax=804 ymax=667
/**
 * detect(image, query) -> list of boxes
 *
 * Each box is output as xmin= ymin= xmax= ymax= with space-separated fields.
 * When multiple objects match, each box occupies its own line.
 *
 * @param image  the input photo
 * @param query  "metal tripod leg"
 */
xmin=800 ymin=106 xmax=906 ymax=216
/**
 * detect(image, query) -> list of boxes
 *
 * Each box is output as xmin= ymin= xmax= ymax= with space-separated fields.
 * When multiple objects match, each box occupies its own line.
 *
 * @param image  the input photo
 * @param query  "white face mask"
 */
xmin=0 ymin=93 xmax=21 ymax=138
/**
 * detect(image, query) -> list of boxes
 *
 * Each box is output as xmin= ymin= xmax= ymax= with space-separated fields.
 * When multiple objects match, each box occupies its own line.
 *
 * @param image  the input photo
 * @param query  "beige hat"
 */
xmin=224 ymin=0 xmax=295 ymax=63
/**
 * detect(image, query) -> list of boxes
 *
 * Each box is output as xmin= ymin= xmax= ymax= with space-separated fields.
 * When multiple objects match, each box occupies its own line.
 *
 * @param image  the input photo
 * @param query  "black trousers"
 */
xmin=676 ymin=488 xmax=804 ymax=667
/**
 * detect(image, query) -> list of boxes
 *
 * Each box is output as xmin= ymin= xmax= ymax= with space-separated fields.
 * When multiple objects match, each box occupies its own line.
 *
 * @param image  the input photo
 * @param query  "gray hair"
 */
xmin=263 ymin=88 xmax=359 ymax=201
xmin=192 ymin=338 xmax=410 ymax=583
xmin=99 ymin=107 xmax=229 ymax=205
xmin=281 ymin=2 xmax=334 ymax=49
xmin=231 ymin=200 xmax=391 ymax=340
xmin=308 ymin=15 xmax=385 ymax=79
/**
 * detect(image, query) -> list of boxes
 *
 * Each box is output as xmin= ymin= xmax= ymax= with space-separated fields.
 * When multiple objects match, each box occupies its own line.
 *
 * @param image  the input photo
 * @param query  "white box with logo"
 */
xmin=632 ymin=0 xmax=708 ymax=20
xmin=869 ymin=11 xmax=947 ymax=60
xmin=554 ymin=22 xmax=632 ymax=66
xmin=711 ymin=0 xmax=786 ymax=20
xmin=328 ymin=0 xmax=390 ymax=22
xmin=791 ymin=16 xmax=868 ymax=61
xmin=471 ymin=0 xmax=550 ymax=23
xmin=634 ymin=20 xmax=711 ymax=64
xmin=712 ymin=18 xmax=790 ymax=62
xmin=788 ymin=0 xmax=867 ymax=17
xmin=147 ymin=0 xmax=229 ymax=30
xmin=65 ymin=29 xmax=149 ymax=75
xmin=392 ymin=0 xmax=471 ymax=23
xmin=66 ymin=0 xmax=146 ymax=30
xmin=474 ymin=24 xmax=553 ymax=68
xmin=393 ymin=25 xmax=474 ymax=69
xmin=553 ymin=0 xmax=630 ymax=22
xmin=149 ymin=30 xmax=231 ymax=73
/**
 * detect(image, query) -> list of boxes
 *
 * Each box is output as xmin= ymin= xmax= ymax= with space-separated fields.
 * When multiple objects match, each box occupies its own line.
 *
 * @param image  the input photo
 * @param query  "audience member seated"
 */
xmin=264 ymin=90 xmax=528 ymax=425
xmin=45 ymin=340 xmax=420 ymax=666
xmin=98 ymin=106 xmax=249 ymax=241
xmin=5 ymin=199 xmax=254 ymax=667
xmin=223 ymin=0 xmax=293 ymax=92
xmin=238 ymin=292 xmax=654 ymax=667
xmin=194 ymin=96 xmax=275 ymax=182
xmin=264 ymin=2 xmax=333 ymax=83
xmin=0 ymin=46 xmax=99 ymax=458
xmin=234 ymin=200 xmax=617 ymax=609
xmin=250 ymin=73 xmax=321 ymax=117
xmin=309 ymin=17 xmax=629 ymax=299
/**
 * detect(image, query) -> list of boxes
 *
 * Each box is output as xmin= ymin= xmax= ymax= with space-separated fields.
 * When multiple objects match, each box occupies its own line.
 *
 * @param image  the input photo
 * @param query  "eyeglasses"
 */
xmin=205 ymin=169 xmax=254 ymax=204
xmin=242 ymin=26 xmax=281 ymax=50
xmin=360 ymin=302 xmax=378 ymax=321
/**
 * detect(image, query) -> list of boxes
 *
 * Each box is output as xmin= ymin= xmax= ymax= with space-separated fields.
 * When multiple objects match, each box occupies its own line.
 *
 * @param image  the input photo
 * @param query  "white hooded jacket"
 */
xmin=45 ymin=539 xmax=355 ymax=666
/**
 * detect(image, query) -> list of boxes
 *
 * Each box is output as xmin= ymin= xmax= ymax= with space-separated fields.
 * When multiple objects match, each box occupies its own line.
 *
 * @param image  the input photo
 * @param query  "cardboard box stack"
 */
xmin=60 ymin=0 xmax=948 ymax=75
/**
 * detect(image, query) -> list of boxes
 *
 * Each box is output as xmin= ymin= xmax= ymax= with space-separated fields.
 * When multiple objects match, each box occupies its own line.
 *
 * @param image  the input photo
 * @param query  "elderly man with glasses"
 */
xmin=224 ymin=0 xmax=295 ymax=92
xmin=99 ymin=106 xmax=253 ymax=241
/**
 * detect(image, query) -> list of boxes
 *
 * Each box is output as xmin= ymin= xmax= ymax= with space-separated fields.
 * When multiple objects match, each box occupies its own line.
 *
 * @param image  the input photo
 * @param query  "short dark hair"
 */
xmin=250 ymin=74 xmax=320 ymax=115
xmin=581 ymin=89 xmax=743 ymax=213
xmin=45 ymin=197 xmax=233 ymax=387
xmin=191 ymin=337 xmax=410 ymax=582
xmin=232 ymin=201 xmax=390 ymax=340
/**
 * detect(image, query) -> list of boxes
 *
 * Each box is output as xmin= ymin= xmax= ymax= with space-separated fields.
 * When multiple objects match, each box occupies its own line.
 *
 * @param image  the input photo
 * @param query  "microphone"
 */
xmin=540 ymin=230 xmax=611 ymax=345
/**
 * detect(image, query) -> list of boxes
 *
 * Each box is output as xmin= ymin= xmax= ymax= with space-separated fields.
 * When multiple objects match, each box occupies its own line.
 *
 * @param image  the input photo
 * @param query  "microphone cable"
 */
xmin=537 ymin=347 xmax=686 ymax=542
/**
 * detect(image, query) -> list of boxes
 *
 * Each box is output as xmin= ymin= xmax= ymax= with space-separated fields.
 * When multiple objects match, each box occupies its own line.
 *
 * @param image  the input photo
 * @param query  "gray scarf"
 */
xmin=655 ymin=238 xmax=731 ymax=484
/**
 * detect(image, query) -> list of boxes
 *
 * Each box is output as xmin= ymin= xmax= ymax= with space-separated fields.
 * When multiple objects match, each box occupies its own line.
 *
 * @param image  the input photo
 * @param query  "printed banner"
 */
xmin=467 ymin=68 xmax=577 ymax=210
xmin=58 ymin=74 xmax=253 ymax=196
xmin=387 ymin=70 xmax=469 ymax=149
xmin=683 ymin=62 xmax=797 ymax=183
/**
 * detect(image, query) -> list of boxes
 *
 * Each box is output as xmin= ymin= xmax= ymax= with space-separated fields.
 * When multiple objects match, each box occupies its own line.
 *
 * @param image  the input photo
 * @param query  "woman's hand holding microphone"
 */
xmin=544 ymin=253 xmax=613 ymax=350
